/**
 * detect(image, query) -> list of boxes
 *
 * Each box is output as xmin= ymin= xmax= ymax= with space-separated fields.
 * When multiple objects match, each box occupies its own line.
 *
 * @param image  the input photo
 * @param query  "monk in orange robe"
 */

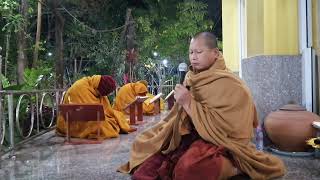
xmin=56 ymin=75 xmax=135 ymax=139
xmin=118 ymin=32 xmax=286 ymax=179
xmin=113 ymin=81 xmax=163 ymax=115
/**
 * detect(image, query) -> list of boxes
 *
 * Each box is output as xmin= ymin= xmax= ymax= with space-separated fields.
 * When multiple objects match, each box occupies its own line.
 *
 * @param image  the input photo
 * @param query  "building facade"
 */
xmin=222 ymin=0 xmax=320 ymax=121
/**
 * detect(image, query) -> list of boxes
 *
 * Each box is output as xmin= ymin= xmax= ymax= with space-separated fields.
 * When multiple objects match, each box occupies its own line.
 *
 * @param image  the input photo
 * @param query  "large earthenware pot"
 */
xmin=264 ymin=104 xmax=320 ymax=152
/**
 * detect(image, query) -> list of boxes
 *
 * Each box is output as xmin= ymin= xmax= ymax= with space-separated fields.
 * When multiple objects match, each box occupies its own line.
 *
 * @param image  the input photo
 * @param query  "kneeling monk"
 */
xmin=113 ymin=80 xmax=163 ymax=115
xmin=56 ymin=75 xmax=134 ymax=139
xmin=118 ymin=32 xmax=286 ymax=180
xmin=142 ymin=93 xmax=165 ymax=115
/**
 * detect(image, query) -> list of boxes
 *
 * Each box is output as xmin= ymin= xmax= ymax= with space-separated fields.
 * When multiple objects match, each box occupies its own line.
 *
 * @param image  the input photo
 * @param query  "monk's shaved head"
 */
xmin=191 ymin=32 xmax=218 ymax=49
xmin=189 ymin=32 xmax=220 ymax=72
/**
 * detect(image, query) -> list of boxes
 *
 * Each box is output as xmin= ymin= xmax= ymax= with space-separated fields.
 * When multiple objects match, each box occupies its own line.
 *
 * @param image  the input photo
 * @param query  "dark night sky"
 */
xmin=206 ymin=0 xmax=222 ymax=40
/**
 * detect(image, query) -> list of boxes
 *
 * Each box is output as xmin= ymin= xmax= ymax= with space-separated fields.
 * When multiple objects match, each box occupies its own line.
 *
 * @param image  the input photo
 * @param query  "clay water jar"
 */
xmin=264 ymin=104 xmax=320 ymax=152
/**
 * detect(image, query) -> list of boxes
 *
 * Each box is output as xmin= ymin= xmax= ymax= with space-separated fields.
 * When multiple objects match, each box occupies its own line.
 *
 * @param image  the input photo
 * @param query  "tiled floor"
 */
xmin=0 ymin=112 xmax=319 ymax=180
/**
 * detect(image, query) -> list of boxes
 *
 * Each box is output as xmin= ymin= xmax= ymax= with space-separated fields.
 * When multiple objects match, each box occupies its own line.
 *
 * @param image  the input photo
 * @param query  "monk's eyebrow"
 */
xmin=189 ymin=49 xmax=203 ymax=52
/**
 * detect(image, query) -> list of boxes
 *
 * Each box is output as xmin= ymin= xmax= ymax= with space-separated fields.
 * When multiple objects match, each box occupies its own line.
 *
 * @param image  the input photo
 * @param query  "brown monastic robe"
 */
xmin=118 ymin=53 xmax=286 ymax=180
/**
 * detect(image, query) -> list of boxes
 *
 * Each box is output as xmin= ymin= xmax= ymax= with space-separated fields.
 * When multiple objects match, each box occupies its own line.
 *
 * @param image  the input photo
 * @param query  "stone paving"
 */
xmin=0 ymin=112 xmax=319 ymax=180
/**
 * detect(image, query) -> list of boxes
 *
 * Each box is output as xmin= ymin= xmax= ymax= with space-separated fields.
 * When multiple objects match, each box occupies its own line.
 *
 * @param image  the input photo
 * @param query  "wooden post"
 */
xmin=97 ymin=111 xmax=101 ymax=141
xmin=66 ymin=112 xmax=71 ymax=143
xmin=137 ymin=102 xmax=143 ymax=121
xmin=129 ymin=104 xmax=136 ymax=125
xmin=153 ymin=99 xmax=160 ymax=115
xmin=125 ymin=96 xmax=148 ymax=124
xmin=149 ymin=93 xmax=162 ymax=114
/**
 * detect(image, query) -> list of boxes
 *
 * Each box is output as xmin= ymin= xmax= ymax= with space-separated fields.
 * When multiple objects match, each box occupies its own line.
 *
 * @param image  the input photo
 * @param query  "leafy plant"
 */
xmin=23 ymin=66 xmax=54 ymax=90
xmin=0 ymin=74 xmax=10 ymax=88
xmin=0 ymin=0 xmax=18 ymax=16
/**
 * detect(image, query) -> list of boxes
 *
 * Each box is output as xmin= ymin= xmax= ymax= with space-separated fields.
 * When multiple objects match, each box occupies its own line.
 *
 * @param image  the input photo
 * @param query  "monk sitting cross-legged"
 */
xmin=118 ymin=32 xmax=286 ymax=180
xmin=56 ymin=75 xmax=135 ymax=139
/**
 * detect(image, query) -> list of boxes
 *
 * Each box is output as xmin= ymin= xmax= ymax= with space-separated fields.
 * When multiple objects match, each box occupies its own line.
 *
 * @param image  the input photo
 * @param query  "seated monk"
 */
xmin=56 ymin=75 xmax=135 ymax=139
xmin=113 ymin=80 xmax=162 ymax=115
xmin=118 ymin=32 xmax=286 ymax=180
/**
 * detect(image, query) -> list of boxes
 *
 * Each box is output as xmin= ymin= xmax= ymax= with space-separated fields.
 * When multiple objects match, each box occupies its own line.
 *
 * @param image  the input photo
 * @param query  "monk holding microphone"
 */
xmin=119 ymin=32 xmax=285 ymax=180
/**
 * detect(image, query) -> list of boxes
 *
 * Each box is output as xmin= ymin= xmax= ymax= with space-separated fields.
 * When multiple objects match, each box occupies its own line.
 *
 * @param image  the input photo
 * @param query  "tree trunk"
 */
xmin=122 ymin=8 xmax=137 ymax=83
xmin=17 ymin=0 xmax=28 ymax=85
xmin=79 ymin=57 xmax=83 ymax=74
xmin=0 ymin=46 xmax=2 ymax=90
xmin=74 ymin=58 xmax=77 ymax=76
xmin=47 ymin=14 xmax=51 ymax=42
xmin=32 ymin=0 xmax=42 ymax=68
xmin=52 ymin=0 xmax=64 ymax=88
xmin=4 ymin=33 xmax=10 ymax=77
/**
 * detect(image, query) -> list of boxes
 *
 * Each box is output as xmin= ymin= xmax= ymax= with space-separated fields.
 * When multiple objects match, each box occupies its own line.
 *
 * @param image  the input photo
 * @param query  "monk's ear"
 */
xmin=210 ymin=48 xmax=219 ymax=65
xmin=212 ymin=48 xmax=219 ymax=57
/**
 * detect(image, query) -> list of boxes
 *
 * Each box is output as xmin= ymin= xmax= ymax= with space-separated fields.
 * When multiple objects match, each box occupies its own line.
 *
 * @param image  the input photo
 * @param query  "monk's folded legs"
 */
xmin=132 ymin=137 xmax=241 ymax=180
xmin=132 ymin=152 xmax=167 ymax=180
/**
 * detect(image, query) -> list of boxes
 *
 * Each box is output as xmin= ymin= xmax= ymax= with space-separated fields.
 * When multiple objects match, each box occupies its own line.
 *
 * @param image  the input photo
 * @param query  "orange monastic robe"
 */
xmin=113 ymin=82 xmax=163 ymax=115
xmin=142 ymin=93 xmax=165 ymax=115
xmin=56 ymin=75 xmax=132 ymax=139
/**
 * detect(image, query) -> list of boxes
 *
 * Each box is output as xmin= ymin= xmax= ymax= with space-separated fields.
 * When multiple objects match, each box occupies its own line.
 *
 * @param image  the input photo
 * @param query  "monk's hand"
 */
xmin=174 ymin=84 xmax=191 ymax=108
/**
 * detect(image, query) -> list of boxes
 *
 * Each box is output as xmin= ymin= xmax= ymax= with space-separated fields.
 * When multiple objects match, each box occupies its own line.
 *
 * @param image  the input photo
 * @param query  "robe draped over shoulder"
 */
xmin=118 ymin=53 xmax=286 ymax=180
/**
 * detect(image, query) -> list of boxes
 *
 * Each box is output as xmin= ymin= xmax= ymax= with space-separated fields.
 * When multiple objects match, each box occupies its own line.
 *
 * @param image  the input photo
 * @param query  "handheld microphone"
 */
xmin=179 ymin=71 xmax=186 ymax=84
xmin=179 ymin=71 xmax=189 ymax=90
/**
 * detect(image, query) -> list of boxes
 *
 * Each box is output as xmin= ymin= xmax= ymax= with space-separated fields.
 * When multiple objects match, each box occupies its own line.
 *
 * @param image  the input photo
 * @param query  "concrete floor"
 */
xmin=0 ymin=112 xmax=319 ymax=180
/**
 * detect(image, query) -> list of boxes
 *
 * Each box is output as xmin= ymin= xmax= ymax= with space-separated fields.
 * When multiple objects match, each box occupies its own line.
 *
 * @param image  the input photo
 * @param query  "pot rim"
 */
xmin=279 ymin=104 xmax=306 ymax=111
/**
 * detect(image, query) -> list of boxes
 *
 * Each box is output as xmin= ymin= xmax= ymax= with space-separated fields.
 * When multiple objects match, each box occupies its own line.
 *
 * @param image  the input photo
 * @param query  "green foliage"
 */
xmin=135 ymin=0 xmax=214 ymax=66
xmin=1 ymin=62 xmax=54 ymax=90
xmin=135 ymin=16 xmax=158 ymax=62
xmin=0 ymin=0 xmax=23 ymax=32
xmin=65 ymin=18 xmax=126 ymax=84
xmin=31 ymin=40 xmax=46 ymax=52
xmin=0 ymin=0 xmax=36 ymax=33
xmin=87 ymin=32 xmax=126 ymax=80
xmin=0 ymin=74 xmax=10 ymax=88
xmin=23 ymin=66 xmax=54 ymax=90
xmin=0 ymin=0 xmax=220 ymax=91
xmin=7 ymin=60 xmax=56 ymax=91
xmin=1 ymin=14 xmax=24 ymax=32
xmin=159 ymin=1 xmax=213 ymax=56
xmin=0 ymin=0 xmax=18 ymax=16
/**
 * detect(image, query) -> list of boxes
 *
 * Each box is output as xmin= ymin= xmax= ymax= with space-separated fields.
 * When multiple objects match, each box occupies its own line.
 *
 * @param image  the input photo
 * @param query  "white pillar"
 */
xmin=299 ymin=0 xmax=313 ymax=111
xmin=239 ymin=0 xmax=247 ymax=78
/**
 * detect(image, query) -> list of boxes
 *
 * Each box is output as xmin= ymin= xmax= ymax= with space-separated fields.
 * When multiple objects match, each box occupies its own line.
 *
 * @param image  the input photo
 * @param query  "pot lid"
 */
xmin=279 ymin=104 xmax=306 ymax=111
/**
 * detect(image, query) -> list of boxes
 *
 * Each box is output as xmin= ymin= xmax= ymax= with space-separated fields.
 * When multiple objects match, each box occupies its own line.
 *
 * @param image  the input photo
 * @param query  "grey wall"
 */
xmin=241 ymin=55 xmax=302 ymax=122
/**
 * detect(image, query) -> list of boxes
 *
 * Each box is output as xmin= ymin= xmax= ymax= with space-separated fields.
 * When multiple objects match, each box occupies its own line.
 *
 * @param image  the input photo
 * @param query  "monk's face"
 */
xmin=189 ymin=37 xmax=219 ymax=72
